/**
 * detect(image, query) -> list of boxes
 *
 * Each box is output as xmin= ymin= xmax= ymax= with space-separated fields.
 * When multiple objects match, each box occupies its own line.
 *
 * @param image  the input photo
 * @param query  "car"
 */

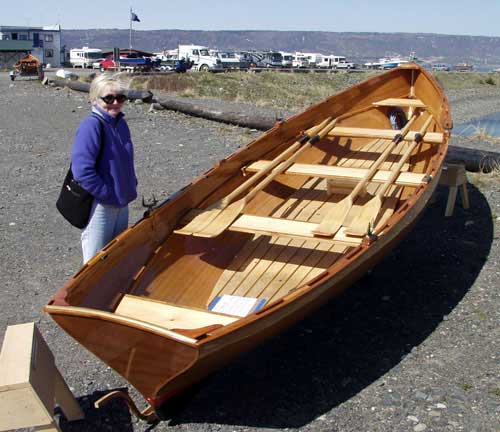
xmin=336 ymin=61 xmax=355 ymax=69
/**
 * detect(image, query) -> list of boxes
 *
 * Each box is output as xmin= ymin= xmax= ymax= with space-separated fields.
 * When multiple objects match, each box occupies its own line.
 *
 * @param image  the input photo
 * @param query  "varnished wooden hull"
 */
xmin=46 ymin=64 xmax=450 ymax=413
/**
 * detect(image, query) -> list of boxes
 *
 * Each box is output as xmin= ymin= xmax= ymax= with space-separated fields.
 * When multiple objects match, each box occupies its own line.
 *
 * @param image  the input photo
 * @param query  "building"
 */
xmin=0 ymin=25 xmax=63 ymax=68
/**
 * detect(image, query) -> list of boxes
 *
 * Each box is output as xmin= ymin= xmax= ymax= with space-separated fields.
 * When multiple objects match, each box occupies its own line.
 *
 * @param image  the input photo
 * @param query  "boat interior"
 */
xmin=56 ymin=67 xmax=448 ymax=338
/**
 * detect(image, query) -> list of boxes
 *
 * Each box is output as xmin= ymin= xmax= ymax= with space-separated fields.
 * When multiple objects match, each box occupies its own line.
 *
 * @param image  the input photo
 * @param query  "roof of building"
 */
xmin=0 ymin=25 xmax=61 ymax=32
xmin=0 ymin=40 xmax=33 ymax=51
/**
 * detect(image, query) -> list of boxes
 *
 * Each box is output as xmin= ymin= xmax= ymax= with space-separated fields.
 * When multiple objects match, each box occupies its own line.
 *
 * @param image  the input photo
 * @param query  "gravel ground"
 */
xmin=0 ymin=72 xmax=498 ymax=432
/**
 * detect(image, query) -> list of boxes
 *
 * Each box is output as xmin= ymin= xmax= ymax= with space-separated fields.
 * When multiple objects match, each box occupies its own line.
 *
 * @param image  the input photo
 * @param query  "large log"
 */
xmin=155 ymin=98 xmax=279 ymax=130
xmin=51 ymin=78 xmax=154 ymax=102
xmin=446 ymin=145 xmax=500 ymax=173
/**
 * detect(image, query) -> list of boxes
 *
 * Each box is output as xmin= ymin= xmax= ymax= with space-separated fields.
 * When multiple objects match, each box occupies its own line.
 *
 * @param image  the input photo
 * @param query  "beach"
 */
xmin=0 ymin=71 xmax=498 ymax=432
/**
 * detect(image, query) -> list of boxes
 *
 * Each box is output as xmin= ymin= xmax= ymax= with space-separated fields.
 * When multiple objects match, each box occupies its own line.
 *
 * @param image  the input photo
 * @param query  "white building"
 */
xmin=0 ymin=25 xmax=63 ymax=67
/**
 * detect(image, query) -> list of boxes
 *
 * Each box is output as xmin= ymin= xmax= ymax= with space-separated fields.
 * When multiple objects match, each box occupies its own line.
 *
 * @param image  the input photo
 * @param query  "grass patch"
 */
xmin=489 ymin=388 xmax=500 ymax=397
xmin=140 ymin=71 xmax=376 ymax=111
xmin=434 ymin=72 xmax=500 ymax=89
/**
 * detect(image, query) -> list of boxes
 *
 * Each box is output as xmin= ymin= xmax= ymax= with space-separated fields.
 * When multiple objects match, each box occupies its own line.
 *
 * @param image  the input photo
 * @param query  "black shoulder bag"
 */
xmin=56 ymin=116 xmax=104 ymax=229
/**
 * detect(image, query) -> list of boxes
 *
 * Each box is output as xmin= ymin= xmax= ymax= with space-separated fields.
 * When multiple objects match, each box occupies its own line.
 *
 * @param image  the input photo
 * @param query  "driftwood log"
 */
xmin=51 ymin=78 xmax=154 ymax=102
xmin=154 ymin=98 xmax=279 ymax=130
xmin=446 ymin=145 xmax=500 ymax=173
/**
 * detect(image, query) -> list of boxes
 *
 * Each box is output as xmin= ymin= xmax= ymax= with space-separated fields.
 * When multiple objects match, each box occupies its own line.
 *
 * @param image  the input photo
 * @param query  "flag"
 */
xmin=131 ymin=11 xmax=140 ymax=22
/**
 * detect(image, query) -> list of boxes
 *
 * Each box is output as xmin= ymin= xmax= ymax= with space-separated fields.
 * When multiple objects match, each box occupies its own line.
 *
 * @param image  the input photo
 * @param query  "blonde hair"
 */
xmin=89 ymin=73 xmax=127 ymax=103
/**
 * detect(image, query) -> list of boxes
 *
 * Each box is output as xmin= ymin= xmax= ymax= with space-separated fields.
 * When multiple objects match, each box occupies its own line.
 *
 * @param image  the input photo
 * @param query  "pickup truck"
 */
xmin=98 ymin=54 xmax=154 ymax=72
xmin=336 ymin=61 xmax=355 ymax=69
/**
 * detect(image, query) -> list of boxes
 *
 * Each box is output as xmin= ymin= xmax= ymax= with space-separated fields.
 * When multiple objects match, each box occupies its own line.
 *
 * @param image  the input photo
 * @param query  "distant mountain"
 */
xmin=62 ymin=29 xmax=500 ymax=66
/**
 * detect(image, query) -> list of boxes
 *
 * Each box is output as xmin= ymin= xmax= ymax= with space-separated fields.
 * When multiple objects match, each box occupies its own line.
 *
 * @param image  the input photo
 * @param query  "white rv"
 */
xmin=317 ymin=55 xmax=346 ymax=68
xmin=279 ymin=52 xmax=294 ymax=67
xmin=177 ymin=45 xmax=222 ymax=71
xmin=301 ymin=52 xmax=323 ymax=68
xmin=292 ymin=53 xmax=309 ymax=68
xmin=69 ymin=47 xmax=103 ymax=68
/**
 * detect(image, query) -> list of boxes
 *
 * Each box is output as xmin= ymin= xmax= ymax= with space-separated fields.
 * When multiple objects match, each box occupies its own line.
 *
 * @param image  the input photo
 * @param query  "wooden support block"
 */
xmin=439 ymin=163 xmax=469 ymax=217
xmin=0 ymin=323 xmax=84 ymax=432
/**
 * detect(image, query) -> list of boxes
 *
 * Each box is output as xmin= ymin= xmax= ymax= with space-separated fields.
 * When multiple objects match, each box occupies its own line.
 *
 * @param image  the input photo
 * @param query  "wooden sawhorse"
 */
xmin=439 ymin=163 xmax=470 ymax=217
xmin=0 ymin=323 xmax=84 ymax=431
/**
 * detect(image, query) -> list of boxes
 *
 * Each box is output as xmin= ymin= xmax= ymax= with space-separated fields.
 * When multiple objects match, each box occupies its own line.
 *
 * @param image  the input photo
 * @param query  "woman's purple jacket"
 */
xmin=71 ymin=105 xmax=137 ymax=207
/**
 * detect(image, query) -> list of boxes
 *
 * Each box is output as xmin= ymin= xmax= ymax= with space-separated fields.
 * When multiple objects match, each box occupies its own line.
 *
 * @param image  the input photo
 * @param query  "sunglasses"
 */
xmin=99 ymin=94 xmax=127 ymax=104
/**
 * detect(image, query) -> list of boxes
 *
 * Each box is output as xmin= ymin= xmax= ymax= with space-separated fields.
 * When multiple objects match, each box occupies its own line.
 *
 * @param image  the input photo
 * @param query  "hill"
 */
xmin=62 ymin=29 xmax=500 ymax=66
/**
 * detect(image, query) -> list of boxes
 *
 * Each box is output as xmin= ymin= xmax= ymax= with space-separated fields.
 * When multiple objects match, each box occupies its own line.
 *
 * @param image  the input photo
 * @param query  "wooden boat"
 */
xmin=45 ymin=63 xmax=451 ymax=419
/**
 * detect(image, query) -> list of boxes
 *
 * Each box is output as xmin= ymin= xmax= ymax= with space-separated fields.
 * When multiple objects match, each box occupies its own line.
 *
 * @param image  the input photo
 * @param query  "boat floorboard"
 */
xmin=206 ymin=136 xmax=409 ymax=308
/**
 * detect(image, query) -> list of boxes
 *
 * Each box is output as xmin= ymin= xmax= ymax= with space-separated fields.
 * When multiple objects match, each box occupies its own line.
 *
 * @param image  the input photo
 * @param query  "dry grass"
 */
xmin=137 ymin=71 xmax=376 ymax=111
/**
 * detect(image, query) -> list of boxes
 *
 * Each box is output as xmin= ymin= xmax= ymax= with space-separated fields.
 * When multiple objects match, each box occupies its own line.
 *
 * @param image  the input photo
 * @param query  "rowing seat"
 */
xmin=115 ymin=295 xmax=239 ymax=331
xmin=245 ymin=161 xmax=429 ymax=187
xmin=372 ymin=98 xmax=427 ymax=108
xmin=228 ymin=215 xmax=363 ymax=245
xmin=327 ymin=127 xmax=442 ymax=143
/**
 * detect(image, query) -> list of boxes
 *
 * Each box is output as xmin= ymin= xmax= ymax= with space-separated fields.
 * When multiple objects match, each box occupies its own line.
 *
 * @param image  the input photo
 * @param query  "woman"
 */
xmin=71 ymin=74 xmax=137 ymax=263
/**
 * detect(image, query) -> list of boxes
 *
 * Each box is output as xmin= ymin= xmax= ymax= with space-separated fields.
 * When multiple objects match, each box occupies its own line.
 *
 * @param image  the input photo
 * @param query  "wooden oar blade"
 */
xmin=196 ymin=200 xmax=245 ymax=238
xmin=312 ymin=196 xmax=352 ymax=237
xmin=345 ymin=195 xmax=383 ymax=237
xmin=174 ymin=207 xmax=222 ymax=236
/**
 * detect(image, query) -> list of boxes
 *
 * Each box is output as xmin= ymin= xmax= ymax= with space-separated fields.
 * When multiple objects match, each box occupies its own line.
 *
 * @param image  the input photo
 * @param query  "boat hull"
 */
xmin=45 ymin=63 xmax=451 ymax=414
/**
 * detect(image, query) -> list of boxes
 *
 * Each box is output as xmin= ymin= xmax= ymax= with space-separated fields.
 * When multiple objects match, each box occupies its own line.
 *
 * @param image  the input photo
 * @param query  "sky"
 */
xmin=3 ymin=0 xmax=500 ymax=37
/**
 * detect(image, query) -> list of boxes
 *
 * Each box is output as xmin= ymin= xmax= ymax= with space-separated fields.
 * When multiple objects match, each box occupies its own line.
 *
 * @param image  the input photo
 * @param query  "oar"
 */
xmin=312 ymin=113 xmax=419 ymax=238
xmin=191 ymin=116 xmax=340 ymax=238
xmin=174 ymin=117 xmax=332 ymax=236
xmin=346 ymin=114 xmax=434 ymax=236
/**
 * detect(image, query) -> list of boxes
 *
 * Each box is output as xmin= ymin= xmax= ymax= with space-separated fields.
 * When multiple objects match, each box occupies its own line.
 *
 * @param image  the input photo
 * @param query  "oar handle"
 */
xmin=350 ymin=113 xmax=418 ymax=198
xmin=220 ymin=117 xmax=332 ymax=207
xmin=243 ymin=117 xmax=338 ymax=203
xmin=377 ymin=114 xmax=434 ymax=198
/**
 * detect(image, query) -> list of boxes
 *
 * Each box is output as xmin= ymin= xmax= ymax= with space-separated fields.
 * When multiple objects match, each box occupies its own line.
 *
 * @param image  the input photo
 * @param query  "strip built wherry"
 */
xmin=45 ymin=63 xmax=451 ymax=420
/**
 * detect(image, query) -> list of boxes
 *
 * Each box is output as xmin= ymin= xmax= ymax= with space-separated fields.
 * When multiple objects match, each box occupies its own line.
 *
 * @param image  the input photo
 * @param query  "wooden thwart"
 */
xmin=115 ymin=295 xmax=239 ymax=329
xmin=372 ymin=98 xmax=427 ymax=108
xmin=328 ymin=126 xmax=442 ymax=143
xmin=245 ymin=160 xmax=428 ymax=186
xmin=229 ymin=214 xmax=362 ymax=246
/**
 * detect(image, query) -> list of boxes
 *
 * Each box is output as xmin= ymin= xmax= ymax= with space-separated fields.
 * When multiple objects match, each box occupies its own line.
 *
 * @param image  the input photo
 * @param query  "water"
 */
xmin=454 ymin=111 xmax=500 ymax=137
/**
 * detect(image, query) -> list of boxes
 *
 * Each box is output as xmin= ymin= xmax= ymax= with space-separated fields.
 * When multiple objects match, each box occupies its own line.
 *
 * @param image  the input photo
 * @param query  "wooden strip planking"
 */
xmin=207 ymin=176 xmax=322 ymax=305
xmin=212 ymin=138 xmax=368 ymax=303
xmin=263 ymin=138 xmax=387 ymax=301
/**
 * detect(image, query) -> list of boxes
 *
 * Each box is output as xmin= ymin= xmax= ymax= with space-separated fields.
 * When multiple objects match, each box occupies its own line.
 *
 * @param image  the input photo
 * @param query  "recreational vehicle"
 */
xmin=69 ymin=47 xmax=103 ymax=68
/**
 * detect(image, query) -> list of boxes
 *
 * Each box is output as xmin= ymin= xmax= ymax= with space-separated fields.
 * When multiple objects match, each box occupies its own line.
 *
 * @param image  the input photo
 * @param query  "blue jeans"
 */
xmin=81 ymin=202 xmax=129 ymax=263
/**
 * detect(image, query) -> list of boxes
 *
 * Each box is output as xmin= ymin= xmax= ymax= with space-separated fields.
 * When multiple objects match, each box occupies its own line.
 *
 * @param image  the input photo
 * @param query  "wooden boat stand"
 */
xmin=439 ymin=163 xmax=470 ymax=216
xmin=0 ymin=323 xmax=84 ymax=432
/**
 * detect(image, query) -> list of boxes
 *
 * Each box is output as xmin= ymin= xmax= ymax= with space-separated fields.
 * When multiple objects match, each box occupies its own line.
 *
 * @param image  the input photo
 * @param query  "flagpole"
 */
xmin=129 ymin=7 xmax=132 ymax=53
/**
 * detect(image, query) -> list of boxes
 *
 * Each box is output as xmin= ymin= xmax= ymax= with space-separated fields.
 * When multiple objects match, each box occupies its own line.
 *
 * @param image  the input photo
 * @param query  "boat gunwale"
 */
xmin=44 ymin=304 xmax=199 ymax=345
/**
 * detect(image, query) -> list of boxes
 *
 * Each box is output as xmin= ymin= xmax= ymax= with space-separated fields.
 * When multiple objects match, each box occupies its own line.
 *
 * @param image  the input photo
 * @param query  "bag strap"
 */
xmin=90 ymin=112 xmax=106 ymax=164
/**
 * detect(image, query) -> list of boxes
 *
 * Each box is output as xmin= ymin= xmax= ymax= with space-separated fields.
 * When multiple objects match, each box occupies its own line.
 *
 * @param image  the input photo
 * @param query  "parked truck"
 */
xmin=177 ymin=45 xmax=223 ymax=72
